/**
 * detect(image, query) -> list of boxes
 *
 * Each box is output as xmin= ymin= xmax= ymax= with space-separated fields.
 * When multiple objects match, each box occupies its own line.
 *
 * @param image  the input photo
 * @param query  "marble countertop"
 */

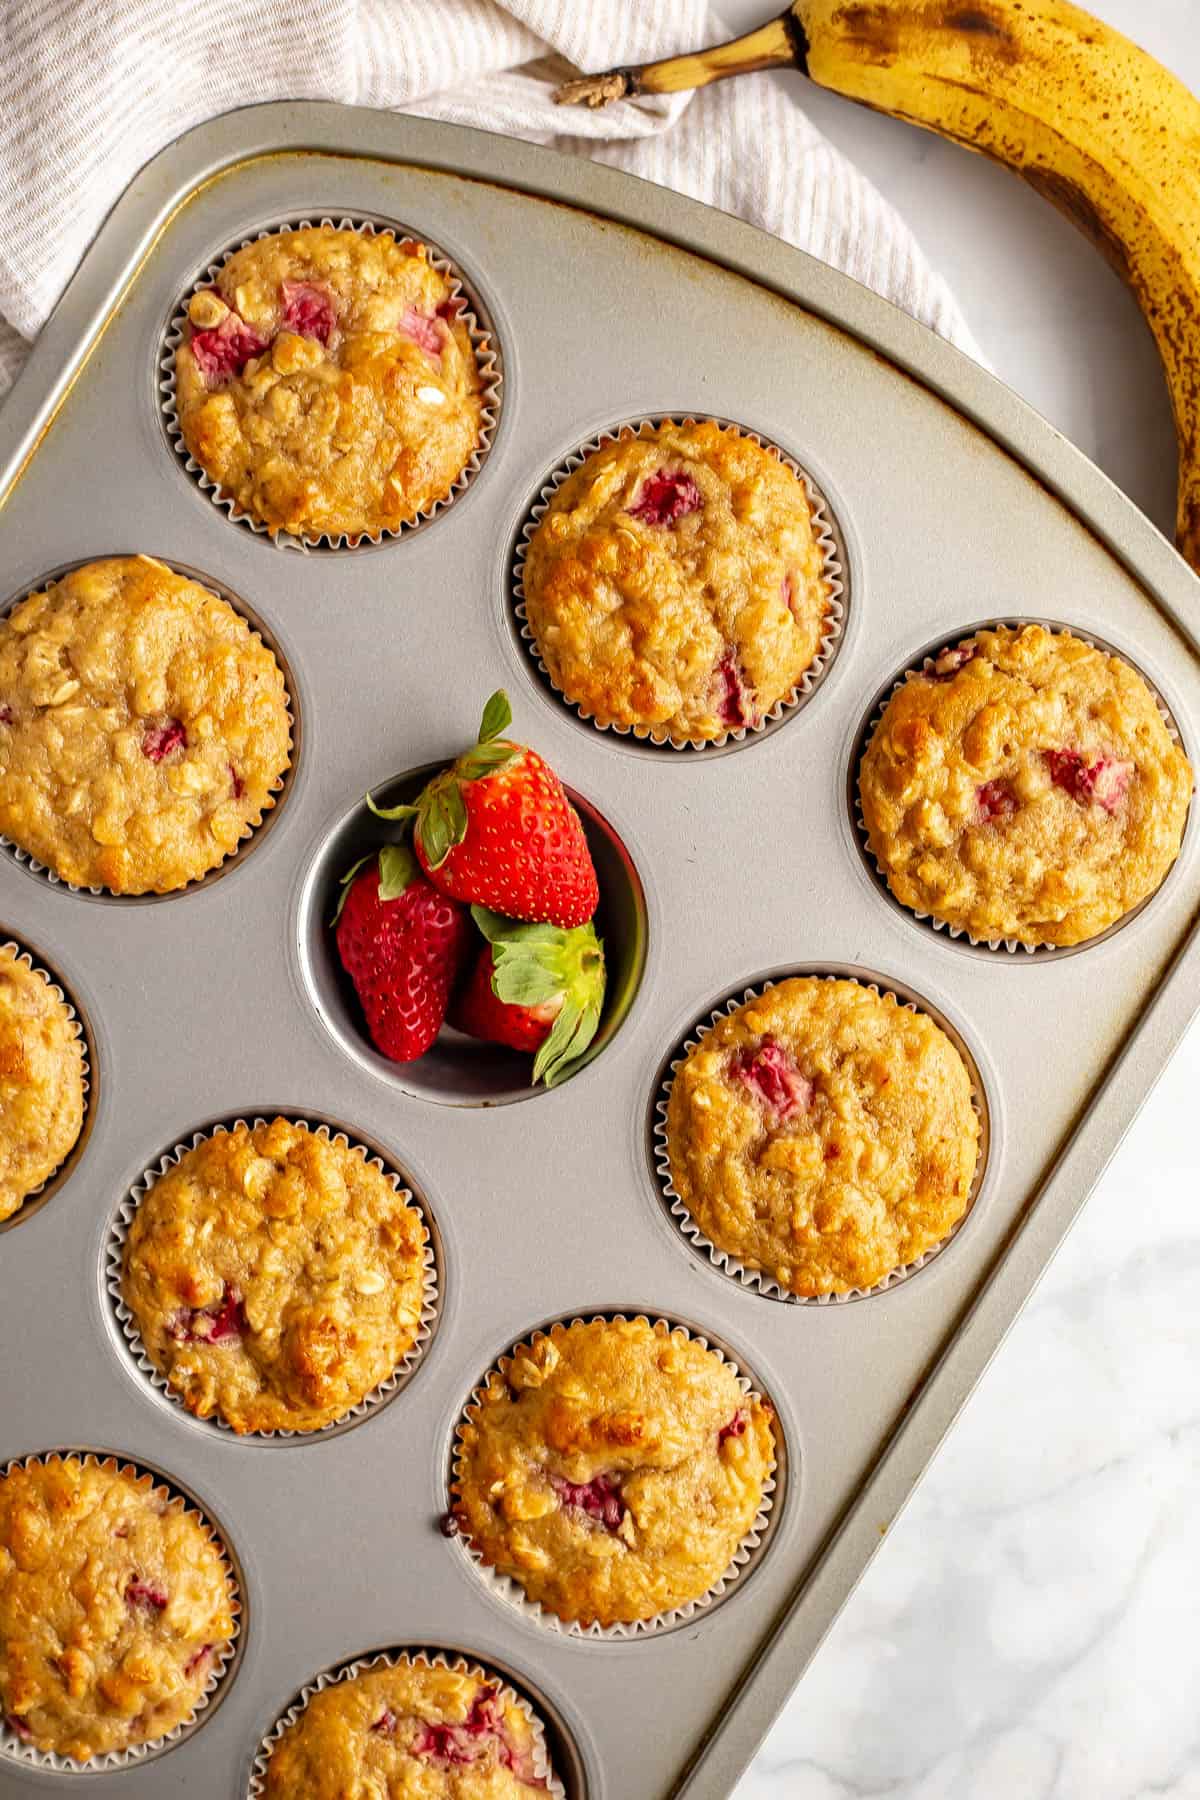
xmin=713 ymin=3 xmax=1200 ymax=1796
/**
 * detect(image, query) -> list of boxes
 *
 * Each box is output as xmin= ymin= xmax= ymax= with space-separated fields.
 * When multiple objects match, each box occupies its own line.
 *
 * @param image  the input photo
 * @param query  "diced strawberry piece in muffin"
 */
xmin=279 ymin=279 xmax=336 ymax=345
xmin=714 ymin=651 xmax=759 ymax=729
xmin=184 ymin=1644 xmax=213 ymax=1678
xmin=976 ymin=779 xmax=1017 ymax=821
xmin=931 ymin=643 xmax=977 ymax=679
xmin=4 ymin=1714 xmax=32 ymax=1742
xmin=1046 ymin=748 xmax=1134 ymax=813
xmin=370 ymin=1708 xmax=398 ymax=1735
xmin=732 ymin=1038 xmax=813 ymax=1120
xmin=188 ymin=303 xmax=269 ymax=386
xmin=628 ymin=468 xmax=702 ymax=526
xmin=718 ymin=1408 xmax=749 ymax=1444
xmin=125 ymin=1577 xmax=168 ymax=1611
xmin=142 ymin=719 xmax=187 ymax=761
xmin=168 ymin=1284 xmax=245 ymax=1345
xmin=0 ymin=706 xmax=12 ymax=725
xmin=399 ymin=306 xmax=446 ymax=360
xmin=550 ymin=1472 xmax=626 ymax=1533
xmin=228 ymin=764 xmax=245 ymax=799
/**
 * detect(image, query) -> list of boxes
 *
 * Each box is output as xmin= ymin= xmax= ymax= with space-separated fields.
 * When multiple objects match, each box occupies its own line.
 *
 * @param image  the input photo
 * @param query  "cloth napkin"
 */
xmin=0 ymin=0 xmax=979 ymax=399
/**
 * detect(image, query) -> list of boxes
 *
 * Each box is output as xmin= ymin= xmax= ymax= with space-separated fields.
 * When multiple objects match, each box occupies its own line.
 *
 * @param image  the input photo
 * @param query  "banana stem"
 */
xmin=553 ymin=13 xmax=802 ymax=109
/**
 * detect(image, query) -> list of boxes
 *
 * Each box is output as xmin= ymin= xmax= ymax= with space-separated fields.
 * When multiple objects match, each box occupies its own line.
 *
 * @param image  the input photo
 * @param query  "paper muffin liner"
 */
xmin=0 ymin=1450 xmax=243 ymax=1774
xmin=0 ymin=938 xmax=93 ymax=1234
xmin=447 ymin=1312 xmax=781 ymax=1639
xmin=159 ymin=214 xmax=502 ymax=551
xmin=248 ymin=1647 xmax=566 ymax=1798
xmin=511 ymin=416 xmax=847 ymax=751
xmin=652 ymin=974 xmax=991 ymax=1305
xmin=851 ymin=619 xmax=1193 ymax=957
xmin=106 ymin=1115 xmax=441 ymax=1442
xmin=0 ymin=556 xmax=297 ymax=901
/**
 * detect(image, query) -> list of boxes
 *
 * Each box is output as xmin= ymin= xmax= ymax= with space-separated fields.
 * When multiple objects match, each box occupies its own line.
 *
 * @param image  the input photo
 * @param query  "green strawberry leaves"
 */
xmin=330 ymin=853 xmax=372 ymax=926
xmin=330 ymin=845 xmax=419 ymax=925
xmin=366 ymin=692 xmax=523 ymax=870
xmin=478 ymin=690 xmax=513 ymax=743
xmin=472 ymin=905 xmax=606 ymax=1086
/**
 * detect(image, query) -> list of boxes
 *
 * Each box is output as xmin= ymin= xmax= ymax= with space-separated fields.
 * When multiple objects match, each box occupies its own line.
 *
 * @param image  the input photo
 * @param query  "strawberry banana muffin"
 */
xmin=264 ymin=1658 xmax=553 ymax=1796
xmin=521 ymin=420 xmax=830 ymax=741
xmin=175 ymin=226 xmax=485 ymax=539
xmin=453 ymin=1316 xmax=774 ymax=1628
xmin=0 ymin=1456 xmax=236 ymax=1762
xmin=0 ymin=556 xmax=290 ymax=894
xmin=859 ymin=624 xmax=1193 ymax=946
xmin=665 ymin=979 xmax=979 ymax=1297
xmin=121 ymin=1118 xmax=428 ymax=1434
xmin=0 ymin=946 xmax=85 ymax=1224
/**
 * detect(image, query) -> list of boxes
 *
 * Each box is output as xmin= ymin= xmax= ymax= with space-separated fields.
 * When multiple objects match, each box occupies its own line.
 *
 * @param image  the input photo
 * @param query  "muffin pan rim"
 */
xmin=846 ymin=616 xmax=1195 ymax=959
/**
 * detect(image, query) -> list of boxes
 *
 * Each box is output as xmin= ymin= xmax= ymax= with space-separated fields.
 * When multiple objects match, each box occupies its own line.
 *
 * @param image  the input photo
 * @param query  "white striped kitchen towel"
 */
xmin=0 ymin=0 xmax=979 ymax=399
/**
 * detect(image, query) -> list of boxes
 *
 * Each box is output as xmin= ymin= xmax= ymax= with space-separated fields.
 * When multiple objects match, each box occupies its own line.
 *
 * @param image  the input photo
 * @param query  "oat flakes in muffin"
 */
xmin=0 ymin=1456 xmax=236 ymax=1762
xmin=0 ymin=556 xmax=290 ymax=894
xmin=665 ymin=979 xmax=979 ymax=1297
xmin=453 ymin=1316 xmax=774 ymax=1628
xmin=0 ymin=946 xmax=85 ymax=1223
xmin=175 ymin=226 xmax=484 ymax=540
xmin=264 ymin=1657 xmax=553 ymax=1796
xmin=858 ymin=624 xmax=1193 ymax=947
xmin=521 ymin=420 xmax=829 ymax=741
xmin=121 ymin=1118 xmax=428 ymax=1434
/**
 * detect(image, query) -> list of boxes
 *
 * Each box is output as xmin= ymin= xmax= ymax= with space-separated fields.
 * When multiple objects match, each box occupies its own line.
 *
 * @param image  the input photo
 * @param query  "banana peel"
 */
xmin=556 ymin=2 xmax=1200 ymax=576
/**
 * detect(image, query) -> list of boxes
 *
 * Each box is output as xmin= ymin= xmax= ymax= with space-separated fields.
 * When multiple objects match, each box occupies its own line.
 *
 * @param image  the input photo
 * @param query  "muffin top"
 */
xmin=453 ymin=1317 xmax=774 ymax=1627
xmin=0 ymin=1456 xmax=236 ymax=1763
xmin=521 ymin=420 xmax=829 ymax=741
xmin=121 ymin=1118 xmax=428 ymax=1435
xmin=0 ymin=556 xmax=290 ymax=894
xmin=264 ymin=1659 xmax=552 ymax=1797
xmin=175 ymin=226 xmax=485 ymax=540
xmin=0 ymin=946 xmax=85 ymax=1224
xmin=665 ymin=979 xmax=979 ymax=1297
xmin=858 ymin=624 xmax=1193 ymax=946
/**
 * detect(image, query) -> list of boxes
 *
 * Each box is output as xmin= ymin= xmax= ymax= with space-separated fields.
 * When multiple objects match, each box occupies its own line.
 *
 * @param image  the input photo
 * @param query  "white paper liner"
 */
xmin=247 ymin=1648 xmax=566 ymax=1798
xmin=0 ymin=939 xmax=91 ymax=1232
xmin=106 ymin=1116 xmax=440 ymax=1441
xmin=652 ymin=975 xmax=990 ymax=1305
xmin=448 ymin=1313 xmax=780 ymax=1638
xmin=159 ymin=215 xmax=502 ymax=550
xmin=511 ymin=416 xmax=847 ymax=750
xmin=852 ymin=619 xmax=1193 ymax=956
xmin=0 ymin=556 xmax=296 ymax=899
xmin=0 ymin=1451 xmax=242 ymax=1774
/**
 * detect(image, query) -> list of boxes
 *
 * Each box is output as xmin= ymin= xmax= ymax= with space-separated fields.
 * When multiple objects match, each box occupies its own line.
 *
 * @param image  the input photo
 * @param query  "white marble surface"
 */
xmin=711 ymin=4 xmax=1200 ymax=1796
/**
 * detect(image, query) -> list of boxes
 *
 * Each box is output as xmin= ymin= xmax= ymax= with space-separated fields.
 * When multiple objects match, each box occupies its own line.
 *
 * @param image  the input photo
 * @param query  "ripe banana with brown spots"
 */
xmin=557 ymin=3 xmax=1200 ymax=574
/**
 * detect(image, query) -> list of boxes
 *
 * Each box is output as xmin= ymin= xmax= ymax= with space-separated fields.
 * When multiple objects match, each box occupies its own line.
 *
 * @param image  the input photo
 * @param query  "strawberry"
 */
xmin=333 ymin=845 xmax=471 ymax=1062
xmin=369 ymin=692 xmax=599 ymax=928
xmin=450 ymin=907 xmax=606 ymax=1086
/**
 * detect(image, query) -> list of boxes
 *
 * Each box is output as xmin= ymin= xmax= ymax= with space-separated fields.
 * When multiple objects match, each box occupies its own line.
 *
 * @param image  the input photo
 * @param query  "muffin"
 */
xmin=453 ymin=1316 xmax=774 ymax=1628
xmin=0 ymin=946 xmax=85 ymax=1223
xmin=263 ymin=1657 xmax=553 ymax=1796
xmin=0 ymin=556 xmax=290 ymax=894
xmin=858 ymin=624 xmax=1193 ymax=947
xmin=665 ymin=979 xmax=979 ymax=1297
xmin=121 ymin=1118 xmax=428 ymax=1434
xmin=521 ymin=420 xmax=829 ymax=740
xmin=175 ymin=226 xmax=485 ymax=540
xmin=0 ymin=1456 xmax=236 ymax=1762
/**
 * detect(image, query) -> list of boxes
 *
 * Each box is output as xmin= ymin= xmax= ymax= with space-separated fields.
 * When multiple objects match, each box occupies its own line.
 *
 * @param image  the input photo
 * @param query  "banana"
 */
xmin=557 ymin=3 xmax=1200 ymax=575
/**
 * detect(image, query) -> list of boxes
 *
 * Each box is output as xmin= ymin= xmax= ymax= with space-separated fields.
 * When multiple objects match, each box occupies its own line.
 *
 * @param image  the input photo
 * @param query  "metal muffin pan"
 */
xmin=0 ymin=104 xmax=1198 ymax=1798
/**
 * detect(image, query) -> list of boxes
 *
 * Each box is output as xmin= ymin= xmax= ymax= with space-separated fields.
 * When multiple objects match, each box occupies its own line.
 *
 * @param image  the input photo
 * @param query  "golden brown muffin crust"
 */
xmin=0 ymin=1457 xmax=235 ymax=1763
xmin=522 ymin=421 xmax=828 ymax=741
xmin=0 ymin=556 xmax=291 ymax=894
xmin=858 ymin=625 xmax=1193 ymax=946
xmin=175 ymin=226 xmax=485 ymax=539
xmin=264 ymin=1660 xmax=551 ymax=1796
xmin=0 ymin=947 xmax=85 ymax=1223
xmin=121 ymin=1119 xmax=428 ymax=1435
xmin=665 ymin=979 xmax=980 ymax=1297
xmin=454 ymin=1317 xmax=774 ymax=1628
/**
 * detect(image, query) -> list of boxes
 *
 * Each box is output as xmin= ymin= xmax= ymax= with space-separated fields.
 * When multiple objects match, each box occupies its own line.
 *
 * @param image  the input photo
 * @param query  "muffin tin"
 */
xmin=0 ymin=104 xmax=1198 ymax=1797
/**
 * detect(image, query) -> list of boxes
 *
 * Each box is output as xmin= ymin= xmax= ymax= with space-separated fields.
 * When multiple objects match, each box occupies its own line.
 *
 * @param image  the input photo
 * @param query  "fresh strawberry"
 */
xmin=369 ymin=693 xmax=599 ymax=929
xmin=333 ymin=845 xmax=471 ymax=1062
xmin=450 ymin=907 xmax=606 ymax=1085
